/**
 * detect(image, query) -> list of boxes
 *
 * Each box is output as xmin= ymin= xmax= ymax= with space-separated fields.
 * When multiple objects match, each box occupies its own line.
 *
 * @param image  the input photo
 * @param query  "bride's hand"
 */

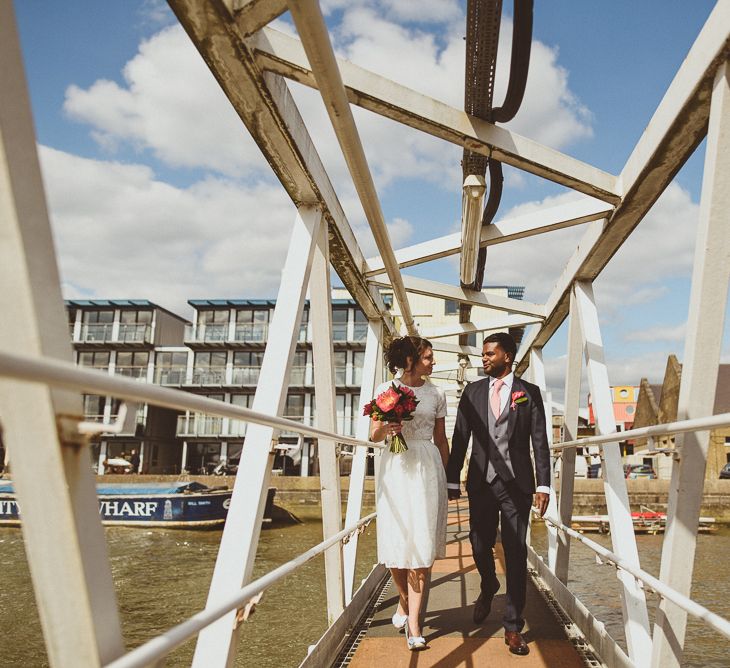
xmin=385 ymin=421 xmax=402 ymax=437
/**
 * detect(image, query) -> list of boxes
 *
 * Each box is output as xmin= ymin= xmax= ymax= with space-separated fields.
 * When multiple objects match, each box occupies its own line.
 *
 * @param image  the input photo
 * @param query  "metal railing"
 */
xmin=79 ymin=323 xmax=114 ymax=342
xmin=117 ymin=323 xmax=152 ymax=343
xmin=154 ymin=367 xmax=187 ymax=385
xmin=0 ymin=350 xmax=382 ymax=451
xmin=234 ymin=323 xmax=268 ymax=343
xmin=191 ymin=367 xmax=226 ymax=385
xmin=231 ymin=366 xmax=261 ymax=384
xmin=113 ymin=366 xmax=148 ymax=381
xmin=103 ymin=512 xmax=376 ymax=668
xmin=185 ymin=323 xmax=229 ymax=343
xmin=176 ymin=415 xmax=224 ymax=437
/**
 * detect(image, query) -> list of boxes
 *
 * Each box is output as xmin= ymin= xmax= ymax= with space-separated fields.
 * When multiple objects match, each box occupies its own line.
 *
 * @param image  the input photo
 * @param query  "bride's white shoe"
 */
xmin=404 ymin=623 xmax=426 ymax=651
xmin=391 ymin=611 xmax=408 ymax=631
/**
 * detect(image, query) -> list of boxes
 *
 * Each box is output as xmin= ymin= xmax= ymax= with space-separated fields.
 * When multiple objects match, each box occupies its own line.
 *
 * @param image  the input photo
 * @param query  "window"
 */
xmin=155 ymin=351 xmax=188 ymax=384
xmin=332 ymin=309 xmax=348 ymax=341
xmin=334 ymin=351 xmax=348 ymax=385
xmin=116 ymin=351 xmax=149 ymax=379
xmin=353 ymin=351 xmax=365 ymax=385
xmin=78 ymin=351 xmax=110 ymax=370
xmin=444 ymin=299 xmax=459 ymax=315
xmin=82 ymin=310 xmax=114 ymax=341
xmin=336 ymin=393 xmax=346 ymax=435
xmin=299 ymin=308 xmax=310 ymax=342
xmin=229 ymin=394 xmax=253 ymax=436
xmin=725 ymin=436 xmax=730 ymax=446
xmin=235 ymin=309 xmax=269 ymax=342
xmin=197 ymin=310 xmax=229 ymax=342
xmin=381 ymin=292 xmax=393 ymax=309
xmin=289 ymin=351 xmax=307 ymax=386
xmin=353 ymin=310 xmax=368 ymax=342
xmin=285 ymin=393 xmax=305 ymax=420
xmin=83 ymin=394 xmax=106 ymax=420
xmin=466 ymin=333 xmax=477 ymax=347
xmin=193 ymin=352 xmax=227 ymax=384
xmin=232 ymin=351 xmax=263 ymax=384
xmin=119 ymin=310 xmax=152 ymax=342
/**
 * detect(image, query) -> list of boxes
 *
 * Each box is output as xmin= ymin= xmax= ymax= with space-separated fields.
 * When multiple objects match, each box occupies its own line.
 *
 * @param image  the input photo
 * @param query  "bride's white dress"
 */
xmin=375 ymin=379 xmax=448 ymax=569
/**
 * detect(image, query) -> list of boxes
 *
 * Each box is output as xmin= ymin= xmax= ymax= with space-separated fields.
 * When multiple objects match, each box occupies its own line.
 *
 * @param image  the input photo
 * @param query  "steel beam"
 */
xmin=167 ymin=0 xmax=393 ymax=332
xmin=0 ymin=5 xmax=124 ymax=666
xmin=309 ymin=213 xmax=345 ymax=623
xmin=554 ymin=285 xmax=581 ymax=584
xmin=250 ymin=27 xmax=621 ymax=203
xmin=421 ymin=315 xmax=543 ymax=340
xmin=192 ymin=207 xmax=322 ymax=667
xmin=427 ymin=340 xmax=482 ymax=358
xmin=343 ymin=320 xmax=382 ymax=602
xmin=574 ymin=281 xmax=651 ymax=665
xmin=651 ymin=60 xmax=730 ymax=668
xmin=365 ymin=198 xmax=613 ymax=277
xmin=286 ymin=0 xmax=417 ymax=335
xmin=371 ymin=275 xmax=544 ymax=319
xmin=227 ymin=0 xmax=287 ymax=36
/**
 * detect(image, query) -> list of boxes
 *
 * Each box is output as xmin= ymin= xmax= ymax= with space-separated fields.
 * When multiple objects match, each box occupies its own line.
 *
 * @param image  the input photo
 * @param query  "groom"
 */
xmin=447 ymin=332 xmax=550 ymax=656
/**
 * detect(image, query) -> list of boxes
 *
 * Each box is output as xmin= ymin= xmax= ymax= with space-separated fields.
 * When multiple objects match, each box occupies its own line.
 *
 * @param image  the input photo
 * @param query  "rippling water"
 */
xmin=0 ymin=506 xmax=377 ymax=667
xmin=1 ymin=511 xmax=728 ymax=667
xmin=530 ymin=524 xmax=730 ymax=668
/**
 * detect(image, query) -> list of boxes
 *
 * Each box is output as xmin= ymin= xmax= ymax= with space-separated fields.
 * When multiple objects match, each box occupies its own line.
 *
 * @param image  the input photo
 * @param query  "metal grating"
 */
xmin=528 ymin=567 xmax=606 ymax=668
xmin=331 ymin=574 xmax=393 ymax=667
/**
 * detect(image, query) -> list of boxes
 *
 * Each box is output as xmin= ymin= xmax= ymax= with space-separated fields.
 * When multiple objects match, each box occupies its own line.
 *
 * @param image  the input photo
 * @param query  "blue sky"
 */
xmin=11 ymin=0 xmax=729 ymax=396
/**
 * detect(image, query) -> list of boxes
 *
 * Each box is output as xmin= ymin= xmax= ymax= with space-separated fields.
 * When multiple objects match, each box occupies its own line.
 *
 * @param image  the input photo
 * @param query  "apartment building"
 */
xmin=67 ymin=299 xmax=188 ymax=474
xmin=63 ymin=286 xmax=525 ymax=476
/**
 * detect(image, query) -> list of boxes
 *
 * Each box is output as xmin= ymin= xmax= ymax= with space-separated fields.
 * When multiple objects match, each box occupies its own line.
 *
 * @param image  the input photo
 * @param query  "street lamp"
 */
xmin=460 ymin=174 xmax=487 ymax=285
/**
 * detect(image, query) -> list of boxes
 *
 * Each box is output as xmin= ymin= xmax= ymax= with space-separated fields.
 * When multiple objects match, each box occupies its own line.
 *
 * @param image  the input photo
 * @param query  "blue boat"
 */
xmin=0 ymin=481 xmax=273 ymax=529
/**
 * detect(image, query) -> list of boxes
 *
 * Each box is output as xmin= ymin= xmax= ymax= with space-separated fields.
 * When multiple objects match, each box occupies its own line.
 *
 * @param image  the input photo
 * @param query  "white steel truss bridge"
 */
xmin=1 ymin=1 xmax=730 ymax=667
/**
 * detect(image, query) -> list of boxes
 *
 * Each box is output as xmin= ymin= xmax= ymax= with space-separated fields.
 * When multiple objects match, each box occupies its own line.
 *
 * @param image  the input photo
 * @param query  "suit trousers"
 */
xmin=468 ymin=475 xmax=532 ymax=632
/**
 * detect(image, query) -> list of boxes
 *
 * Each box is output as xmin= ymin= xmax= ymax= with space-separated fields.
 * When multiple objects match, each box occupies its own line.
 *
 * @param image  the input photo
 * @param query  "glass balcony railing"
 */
xmin=176 ymin=415 xmax=224 ymax=437
xmin=185 ymin=323 xmax=229 ymax=343
xmin=289 ymin=365 xmax=307 ymax=385
xmin=191 ymin=367 xmax=227 ymax=385
xmin=234 ymin=323 xmax=268 ymax=343
xmin=80 ymin=323 xmax=114 ymax=342
xmin=117 ymin=323 xmax=152 ymax=343
xmin=231 ymin=366 xmax=261 ymax=385
xmin=332 ymin=323 xmax=348 ymax=342
xmin=114 ymin=366 xmax=148 ymax=381
xmin=227 ymin=419 xmax=248 ymax=437
xmin=155 ymin=367 xmax=188 ymax=385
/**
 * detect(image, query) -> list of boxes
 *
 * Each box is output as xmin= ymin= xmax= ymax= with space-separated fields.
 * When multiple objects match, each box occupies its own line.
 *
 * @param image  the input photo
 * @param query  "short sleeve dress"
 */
xmin=374 ymin=379 xmax=448 ymax=569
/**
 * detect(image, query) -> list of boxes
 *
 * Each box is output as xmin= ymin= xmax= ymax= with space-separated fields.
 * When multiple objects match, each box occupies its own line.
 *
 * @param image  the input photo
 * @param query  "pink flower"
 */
xmin=511 ymin=390 xmax=527 ymax=410
xmin=363 ymin=402 xmax=373 ymax=416
xmin=375 ymin=387 xmax=400 ymax=412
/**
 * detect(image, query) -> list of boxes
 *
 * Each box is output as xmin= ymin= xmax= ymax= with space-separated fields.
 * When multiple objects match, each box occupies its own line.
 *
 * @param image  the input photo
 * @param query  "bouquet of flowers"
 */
xmin=363 ymin=383 xmax=419 ymax=453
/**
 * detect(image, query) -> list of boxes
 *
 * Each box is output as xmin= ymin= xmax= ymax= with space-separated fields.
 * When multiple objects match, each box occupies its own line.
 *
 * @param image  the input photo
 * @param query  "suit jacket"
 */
xmin=447 ymin=375 xmax=551 ymax=495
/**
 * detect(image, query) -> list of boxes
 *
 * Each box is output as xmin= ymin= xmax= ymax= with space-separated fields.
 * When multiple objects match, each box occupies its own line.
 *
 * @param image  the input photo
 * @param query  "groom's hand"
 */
xmin=534 ymin=492 xmax=549 ymax=517
xmin=447 ymin=488 xmax=461 ymax=500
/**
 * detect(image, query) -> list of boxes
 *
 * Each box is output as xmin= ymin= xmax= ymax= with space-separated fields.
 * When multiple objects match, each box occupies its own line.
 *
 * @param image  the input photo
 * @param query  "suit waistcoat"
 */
xmin=486 ymin=396 xmax=515 ymax=483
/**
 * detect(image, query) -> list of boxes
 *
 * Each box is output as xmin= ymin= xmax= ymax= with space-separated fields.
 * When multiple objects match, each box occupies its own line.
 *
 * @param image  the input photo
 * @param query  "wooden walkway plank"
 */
xmin=347 ymin=499 xmax=586 ymax=667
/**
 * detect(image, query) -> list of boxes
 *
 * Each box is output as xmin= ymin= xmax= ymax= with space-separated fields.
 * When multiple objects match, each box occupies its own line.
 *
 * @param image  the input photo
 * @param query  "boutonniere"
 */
xmin=511 ymin=390 xmax=528 ymax=410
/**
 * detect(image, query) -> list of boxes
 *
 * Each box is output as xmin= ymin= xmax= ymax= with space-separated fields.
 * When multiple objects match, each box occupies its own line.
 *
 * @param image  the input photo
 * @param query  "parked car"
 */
xmin=720 ymin=463 xmax=730 ymax=479
xmin=625 ymin=464 xmax=657 ymax=480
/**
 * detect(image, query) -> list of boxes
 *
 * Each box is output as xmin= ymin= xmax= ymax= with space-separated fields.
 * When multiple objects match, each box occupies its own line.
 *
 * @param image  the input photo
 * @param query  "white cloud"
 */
xmin=64 ymin=26 xmax=268 ymax=178
xmin=40 ymin=146 xmax=296 ymax=316
xmin=625 ymin=322 xmax=686 ymax=343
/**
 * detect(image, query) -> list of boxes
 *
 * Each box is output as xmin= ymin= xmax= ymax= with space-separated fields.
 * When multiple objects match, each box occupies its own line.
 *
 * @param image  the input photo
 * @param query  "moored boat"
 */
xmin=0 ymin=481 xmax=275 ymax=529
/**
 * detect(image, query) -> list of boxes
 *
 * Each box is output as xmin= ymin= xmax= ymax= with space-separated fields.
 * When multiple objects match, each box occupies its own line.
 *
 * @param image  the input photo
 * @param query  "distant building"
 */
xmin=64 ymin=287 xmax=525 ymax=476
xmin=633 ymin=354 xmax=730 ymax=480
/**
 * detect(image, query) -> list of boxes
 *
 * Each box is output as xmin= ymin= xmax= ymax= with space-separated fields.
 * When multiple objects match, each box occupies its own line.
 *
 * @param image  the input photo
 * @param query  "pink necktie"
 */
xmin=490 ymin=378 xmax=504 ymax=418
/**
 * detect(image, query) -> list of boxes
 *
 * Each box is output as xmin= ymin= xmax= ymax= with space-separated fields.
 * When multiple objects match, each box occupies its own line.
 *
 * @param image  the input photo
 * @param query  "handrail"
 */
xmin=0 ymin=350 xmax=383 ymax=450
xmin=532 ymin=509 xmax=730 ymax=641
xmin=551 ymin=411 xmax=730 ymax=452
xmin=103 ymin=512 xmax=377 ymax=668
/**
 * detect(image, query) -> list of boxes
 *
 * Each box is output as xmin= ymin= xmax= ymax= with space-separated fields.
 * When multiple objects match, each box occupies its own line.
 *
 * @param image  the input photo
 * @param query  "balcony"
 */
xmin=184 ymin=323 xmax=229 ymax=344
xmin=280 ymin=414 xmax=311 ymax=438
xmin=332 ymin=323 xmax=348 ymax=342
xmin=114 ymin=366 xmax=149 ymax=381
xmin=117 ymin=323 xmax=152 ymax=344
xmin=79 ymin=323 xmax=114 ymax=343
xmin=227 ymin=419 xmax=248 ymax=437
xmin=231 ymin=366 xmax=261 ymax=385
xmin=289 ymin=365 xmax=308 ymax=386
xmin=191 ymin=366 xmax=227 ymax=385
xmin=234 ymin=323 xmax=268 ymax=344
xmin=155 ymin=366 xmax=188 ymax=385
xmin=176 ymin=414 xmax=224 ymax=437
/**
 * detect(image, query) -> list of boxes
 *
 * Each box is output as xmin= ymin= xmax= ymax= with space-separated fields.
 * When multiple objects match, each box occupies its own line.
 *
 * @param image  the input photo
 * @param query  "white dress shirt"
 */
xmin=448 ymin=372 xmax=551 ymax=495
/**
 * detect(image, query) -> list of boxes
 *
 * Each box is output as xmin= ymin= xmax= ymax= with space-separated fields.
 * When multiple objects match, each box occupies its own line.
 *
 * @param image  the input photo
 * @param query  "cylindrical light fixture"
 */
xmin=460 ymin=174 xmax=487 ymax=285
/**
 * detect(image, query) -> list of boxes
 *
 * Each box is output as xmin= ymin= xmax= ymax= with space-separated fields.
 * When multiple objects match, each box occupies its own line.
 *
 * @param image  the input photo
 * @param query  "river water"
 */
xmin=1 ymin=510 xmax=728 ymax=667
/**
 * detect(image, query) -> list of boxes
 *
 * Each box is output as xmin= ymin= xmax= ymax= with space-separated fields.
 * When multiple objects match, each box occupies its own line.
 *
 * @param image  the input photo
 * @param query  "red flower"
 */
xmin=376 ymin=387 xmax=400 ymax=412
xmin=393 ymin=404 xmax=405 ymax=417
xmin=363 ymin=403 xmax=373 ymax=416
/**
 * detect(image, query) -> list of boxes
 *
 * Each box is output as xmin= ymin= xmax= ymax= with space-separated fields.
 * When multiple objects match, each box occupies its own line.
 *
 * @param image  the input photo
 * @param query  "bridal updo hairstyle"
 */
xmin=384 ymin=335 xmax=432 ymax=374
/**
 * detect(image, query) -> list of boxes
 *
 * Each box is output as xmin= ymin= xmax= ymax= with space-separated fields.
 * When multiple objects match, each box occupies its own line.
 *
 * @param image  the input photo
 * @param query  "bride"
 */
xmin=370 ymin=336 xmax=449 ymax=650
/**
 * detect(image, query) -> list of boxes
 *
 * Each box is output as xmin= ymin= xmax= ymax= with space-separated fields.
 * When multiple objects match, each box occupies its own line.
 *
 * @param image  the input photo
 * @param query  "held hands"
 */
xmin=534 ymin=491 xmax=549 ymax=517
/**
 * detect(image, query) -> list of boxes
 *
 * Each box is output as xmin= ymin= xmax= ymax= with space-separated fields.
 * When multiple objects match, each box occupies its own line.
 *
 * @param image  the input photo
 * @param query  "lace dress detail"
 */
xmin=375 ymin=379 xmax=448 ymax=569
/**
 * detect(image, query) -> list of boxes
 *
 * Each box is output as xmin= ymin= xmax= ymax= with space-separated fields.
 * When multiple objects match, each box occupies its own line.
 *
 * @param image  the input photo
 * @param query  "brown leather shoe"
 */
xmin=504 ymin=631 xmax=529 ymax=655
xmin=472 ymin=592 xmax=493 ymax=624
